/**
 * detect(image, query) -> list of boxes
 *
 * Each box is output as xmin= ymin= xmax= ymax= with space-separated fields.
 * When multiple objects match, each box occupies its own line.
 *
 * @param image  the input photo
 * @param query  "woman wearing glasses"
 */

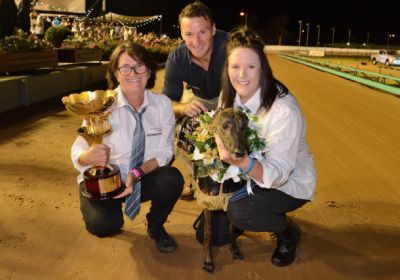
xmin=71 ymin=41 xmax=184 ymax=253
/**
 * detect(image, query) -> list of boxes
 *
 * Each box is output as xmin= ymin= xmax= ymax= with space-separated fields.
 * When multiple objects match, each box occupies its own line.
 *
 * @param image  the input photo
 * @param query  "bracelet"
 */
xmin=137 ymin=167 xmax=145 ymax=178
xmin=130 ymin=168 xmax=142 ymax=181
xmin=241 ymin=158 xmax=255 ymax=174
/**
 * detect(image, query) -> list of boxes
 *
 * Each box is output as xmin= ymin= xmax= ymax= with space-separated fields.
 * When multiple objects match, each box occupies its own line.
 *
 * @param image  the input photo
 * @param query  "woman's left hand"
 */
xmin=113 ymin=173 xmax=137 ymax=199
xmin=215 ymin=134 xmax=247 ymax=167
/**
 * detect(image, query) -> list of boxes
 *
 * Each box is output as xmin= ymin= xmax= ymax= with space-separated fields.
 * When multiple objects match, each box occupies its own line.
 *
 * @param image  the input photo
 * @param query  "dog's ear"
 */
xmin=213 ymin=108 xmax=222 ymax=119
xmin=210 ymin=109 xmax=222 ymax=133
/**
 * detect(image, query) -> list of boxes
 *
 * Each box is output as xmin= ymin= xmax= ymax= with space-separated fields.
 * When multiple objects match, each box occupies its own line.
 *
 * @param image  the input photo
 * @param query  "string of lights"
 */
xmin=31 ymin=1 xmax=162 ymax=28
xmin=91 ymin=14 xmax=162 ymax=27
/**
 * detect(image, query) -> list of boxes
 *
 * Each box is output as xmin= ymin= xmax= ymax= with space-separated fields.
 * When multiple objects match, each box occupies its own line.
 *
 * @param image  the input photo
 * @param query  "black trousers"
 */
xmin=79 ymin=166 xmax=184 ymax=238
xmin=227 ymin=186 xmax=308 ymax=233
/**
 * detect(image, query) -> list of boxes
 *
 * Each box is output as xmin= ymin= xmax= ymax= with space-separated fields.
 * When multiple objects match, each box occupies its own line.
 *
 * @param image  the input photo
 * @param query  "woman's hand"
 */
xmin=113 ymin=172 xmax=137 ymax=199
xmin=215 ymin=134 xmax=248 ymax=168
xmin=215 ymin=134 xmax=262 ymax=181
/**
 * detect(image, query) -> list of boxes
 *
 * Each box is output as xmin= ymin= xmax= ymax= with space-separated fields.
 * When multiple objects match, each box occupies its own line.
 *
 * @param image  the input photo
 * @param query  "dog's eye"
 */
xmin=222 ymin=121 xmax=229 ymax=129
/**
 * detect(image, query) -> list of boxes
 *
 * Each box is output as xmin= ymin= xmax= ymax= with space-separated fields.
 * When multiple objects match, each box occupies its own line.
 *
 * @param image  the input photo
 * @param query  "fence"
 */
xmin=279 ymin=53 xmax=400 ymax=96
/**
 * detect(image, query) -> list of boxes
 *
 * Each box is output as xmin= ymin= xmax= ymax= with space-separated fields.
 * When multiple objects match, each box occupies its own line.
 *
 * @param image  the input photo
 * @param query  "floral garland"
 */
xmin=185 ymin=110 xmax=267 ymax=184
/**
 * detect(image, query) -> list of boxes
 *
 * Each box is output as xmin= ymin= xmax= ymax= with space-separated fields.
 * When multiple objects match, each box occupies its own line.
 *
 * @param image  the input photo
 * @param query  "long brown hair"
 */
xmin=220 ymin=27 xmax=287 ymax=110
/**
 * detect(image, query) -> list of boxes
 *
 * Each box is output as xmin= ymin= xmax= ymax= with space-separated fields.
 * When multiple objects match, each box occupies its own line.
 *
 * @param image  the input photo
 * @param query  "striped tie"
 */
xmin=125 ymin=107 xmax=146 ymax=220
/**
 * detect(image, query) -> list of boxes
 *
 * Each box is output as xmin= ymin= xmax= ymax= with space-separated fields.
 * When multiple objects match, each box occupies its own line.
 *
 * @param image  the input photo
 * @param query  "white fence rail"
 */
xmin=265 ymin=45 xmax=380 ymax=57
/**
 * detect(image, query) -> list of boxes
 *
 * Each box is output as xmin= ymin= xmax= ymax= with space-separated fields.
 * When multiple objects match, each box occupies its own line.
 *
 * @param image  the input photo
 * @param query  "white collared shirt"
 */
xmin=71 ymin=87 xmax=175 ymax=184
xmin=232 ymin=88 xmax=317 ymax=200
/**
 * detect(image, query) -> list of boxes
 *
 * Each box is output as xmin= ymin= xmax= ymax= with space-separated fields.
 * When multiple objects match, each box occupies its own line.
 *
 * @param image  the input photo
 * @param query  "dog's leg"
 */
xmin=229 ymin=222 xmax=244 ymax=260
xmin=202 ymin=209 xmax=214 ymax=272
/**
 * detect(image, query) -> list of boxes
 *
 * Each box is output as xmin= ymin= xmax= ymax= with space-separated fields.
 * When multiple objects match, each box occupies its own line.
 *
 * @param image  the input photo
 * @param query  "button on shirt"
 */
xmin=71 ymin=87 xmax=175 ymax=184
xmin=232 ymin=89 xmax=317 ymax=201
xmin=162 ymin=30 xmax=228 ymax=101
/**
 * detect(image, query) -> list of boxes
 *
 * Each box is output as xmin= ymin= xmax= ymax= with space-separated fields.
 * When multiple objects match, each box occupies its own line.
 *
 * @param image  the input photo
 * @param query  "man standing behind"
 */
xmin=162 ymin=1 xmax=228 ymax=199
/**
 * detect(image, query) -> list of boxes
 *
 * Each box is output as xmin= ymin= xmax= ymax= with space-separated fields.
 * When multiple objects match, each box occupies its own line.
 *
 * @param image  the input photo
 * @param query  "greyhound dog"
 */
xmin=177 ymin=108 xmax=250 ymax=272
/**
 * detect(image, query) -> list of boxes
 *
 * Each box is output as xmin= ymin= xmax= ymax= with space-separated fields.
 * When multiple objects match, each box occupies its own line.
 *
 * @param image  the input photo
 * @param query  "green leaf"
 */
xmin=184 ymin=134 xmax=196 ymax=141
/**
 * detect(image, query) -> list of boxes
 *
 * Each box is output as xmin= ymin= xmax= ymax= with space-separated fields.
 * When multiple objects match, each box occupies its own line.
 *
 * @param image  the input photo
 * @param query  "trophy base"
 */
xmin=81 ymin=187 xmax=125 ymax=201
xmin=83 ymin=164 xmax=123 ymax=200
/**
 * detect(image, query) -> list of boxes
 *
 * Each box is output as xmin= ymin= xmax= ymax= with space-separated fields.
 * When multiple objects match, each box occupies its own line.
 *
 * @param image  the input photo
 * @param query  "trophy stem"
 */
xmin=93 ymin=135 xmax=103 ymax=144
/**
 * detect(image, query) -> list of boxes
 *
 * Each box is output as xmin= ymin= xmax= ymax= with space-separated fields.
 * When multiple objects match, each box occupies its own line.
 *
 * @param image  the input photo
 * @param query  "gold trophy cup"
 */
xmin=62 ymin=90 xmax=123 ymax=200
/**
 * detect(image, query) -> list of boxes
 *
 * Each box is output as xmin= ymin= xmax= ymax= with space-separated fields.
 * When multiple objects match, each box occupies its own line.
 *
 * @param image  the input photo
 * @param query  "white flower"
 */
xmin=222 ymin=165 xmax=242 ymax=183
xmin=203 ymin=157 xmax=214 ymax=165
xmin=248 ymin=119 xmax=262 ymax=131
xmin=192 ymin=147 xmax=204 ymax=160
xmin=210 ymin=172 xmax=220 ymax=182
xmin=210 ymin=165 xmax=242 ymax=183
xmin=208 ymin=110 xmax=216 ymax=117
xmin=249 ymin=150 xmax=265 ymax=161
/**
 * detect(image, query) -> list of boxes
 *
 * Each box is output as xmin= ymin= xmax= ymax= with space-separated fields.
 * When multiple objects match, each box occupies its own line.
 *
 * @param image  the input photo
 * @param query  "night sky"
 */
xmin=92 ymin=0 xmax=399 ymax=46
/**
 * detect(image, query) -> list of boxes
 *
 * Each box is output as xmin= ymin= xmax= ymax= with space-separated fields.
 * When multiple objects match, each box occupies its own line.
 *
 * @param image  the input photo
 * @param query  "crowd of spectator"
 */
xmin=28 ymin=12 xmax=181 ymax=49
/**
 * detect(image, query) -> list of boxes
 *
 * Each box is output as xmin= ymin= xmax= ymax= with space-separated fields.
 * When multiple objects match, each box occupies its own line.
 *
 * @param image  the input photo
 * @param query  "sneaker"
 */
xmin=148 ymin=226 xmax=177 ymax=253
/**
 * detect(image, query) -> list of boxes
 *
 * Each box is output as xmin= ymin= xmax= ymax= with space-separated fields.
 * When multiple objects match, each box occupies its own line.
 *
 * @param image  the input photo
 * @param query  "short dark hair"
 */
xmin=106 ymin=41 xmax=158 ymax=89
xmin=220 ymin=27 xmax=287 ymax=111
xmin=178 ymin=1 xmax=214 ymax=26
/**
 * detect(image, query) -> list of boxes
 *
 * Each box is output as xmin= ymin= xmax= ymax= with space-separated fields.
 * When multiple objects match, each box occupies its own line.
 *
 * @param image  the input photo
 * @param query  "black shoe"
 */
xmin=148 ymin=226 xmax=177 ymax=253
xmin=271 ymin=219 xmax=301 ymax=267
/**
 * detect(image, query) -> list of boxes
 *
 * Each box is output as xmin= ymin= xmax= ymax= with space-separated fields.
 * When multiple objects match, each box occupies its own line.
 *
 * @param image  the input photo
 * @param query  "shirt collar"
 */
xmin=234 ymin=87 xmax=261 ymax=114
xmin=114 ymin=86 xmax=150 ymax=112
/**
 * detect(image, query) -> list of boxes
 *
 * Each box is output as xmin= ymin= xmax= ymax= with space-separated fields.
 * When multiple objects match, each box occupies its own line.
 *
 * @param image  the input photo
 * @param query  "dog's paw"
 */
xmin=202 ymin=261 xmax=214 ymax=273
xmin=232 ymin=249 xmax=244 ymax=260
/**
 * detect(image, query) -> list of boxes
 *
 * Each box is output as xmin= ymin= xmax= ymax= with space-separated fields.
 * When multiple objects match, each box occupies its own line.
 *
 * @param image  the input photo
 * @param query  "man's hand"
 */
xmin=174 ymin=99 xmax=207 ymax=118
xmin=78 ymin=144 xmax=110 ymax=167
xmin=184 ymin=99 xmax=207 ymax=117
xmin=113 ymin=172 xmax=137 ymax=199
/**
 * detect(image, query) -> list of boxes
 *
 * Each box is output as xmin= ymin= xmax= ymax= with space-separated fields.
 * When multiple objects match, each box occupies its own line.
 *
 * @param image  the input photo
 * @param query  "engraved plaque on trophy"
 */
xmin=62 ymin=90 xmax=123 ymax=200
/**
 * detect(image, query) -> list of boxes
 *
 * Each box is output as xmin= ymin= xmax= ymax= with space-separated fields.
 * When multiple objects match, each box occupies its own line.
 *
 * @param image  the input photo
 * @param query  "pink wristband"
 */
xmin=130 ymin=168 xmax=142 ymax=181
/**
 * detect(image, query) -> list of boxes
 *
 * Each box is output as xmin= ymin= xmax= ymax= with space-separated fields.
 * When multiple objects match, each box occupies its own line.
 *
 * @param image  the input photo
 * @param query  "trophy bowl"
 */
xmin=62 ymin=90 xmax=116 ymax=115
xmin=63 ymin=90 xmax=124 ymax=200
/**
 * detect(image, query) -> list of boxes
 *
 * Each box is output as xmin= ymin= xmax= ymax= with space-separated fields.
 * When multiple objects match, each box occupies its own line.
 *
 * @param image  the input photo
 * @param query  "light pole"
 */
xmin=173 ymin=24 xmax=180 ymax=38
xmin=347 ymin=29 xmax=351 ymax=45
xmin=305 ymin=23 xmax=310 ymax=46
xmin=366 ymin=30 xmax=369 ymax=46
xmin=316 ymin=25 xmax=320 ymax=46
xmin=240 ymin=11 xmax=247 ymax=28
xmin=331 ymin=27 xmax=335 ymax=47
xmin=298 ymin=20 xmax=302 ymax=46
xmin=159 ymin=15 xmax=163 ymax=36
xmin=387 ymin=33 xmax=395 ymax=46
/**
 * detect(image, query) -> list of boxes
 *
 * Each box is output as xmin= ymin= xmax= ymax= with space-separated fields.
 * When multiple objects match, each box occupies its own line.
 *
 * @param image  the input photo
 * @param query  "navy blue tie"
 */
xmin=125 ymin=107 xmax=145 ymax=220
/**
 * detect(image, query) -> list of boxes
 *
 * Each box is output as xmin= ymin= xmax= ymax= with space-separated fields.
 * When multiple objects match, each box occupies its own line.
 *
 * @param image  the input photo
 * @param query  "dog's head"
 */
xmin=210 ymin=108 xmax=249 ymax=160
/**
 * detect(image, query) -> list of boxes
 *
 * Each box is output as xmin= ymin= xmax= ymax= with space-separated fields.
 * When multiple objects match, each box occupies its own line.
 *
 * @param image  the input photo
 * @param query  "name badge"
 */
xmin=147 ymin=127 xmax=162 ymax=136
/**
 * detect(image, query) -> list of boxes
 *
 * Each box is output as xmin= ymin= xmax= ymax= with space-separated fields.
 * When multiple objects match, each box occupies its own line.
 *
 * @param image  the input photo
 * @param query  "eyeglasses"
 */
xmin=117 ymin=64 xmax=146 ymax=75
